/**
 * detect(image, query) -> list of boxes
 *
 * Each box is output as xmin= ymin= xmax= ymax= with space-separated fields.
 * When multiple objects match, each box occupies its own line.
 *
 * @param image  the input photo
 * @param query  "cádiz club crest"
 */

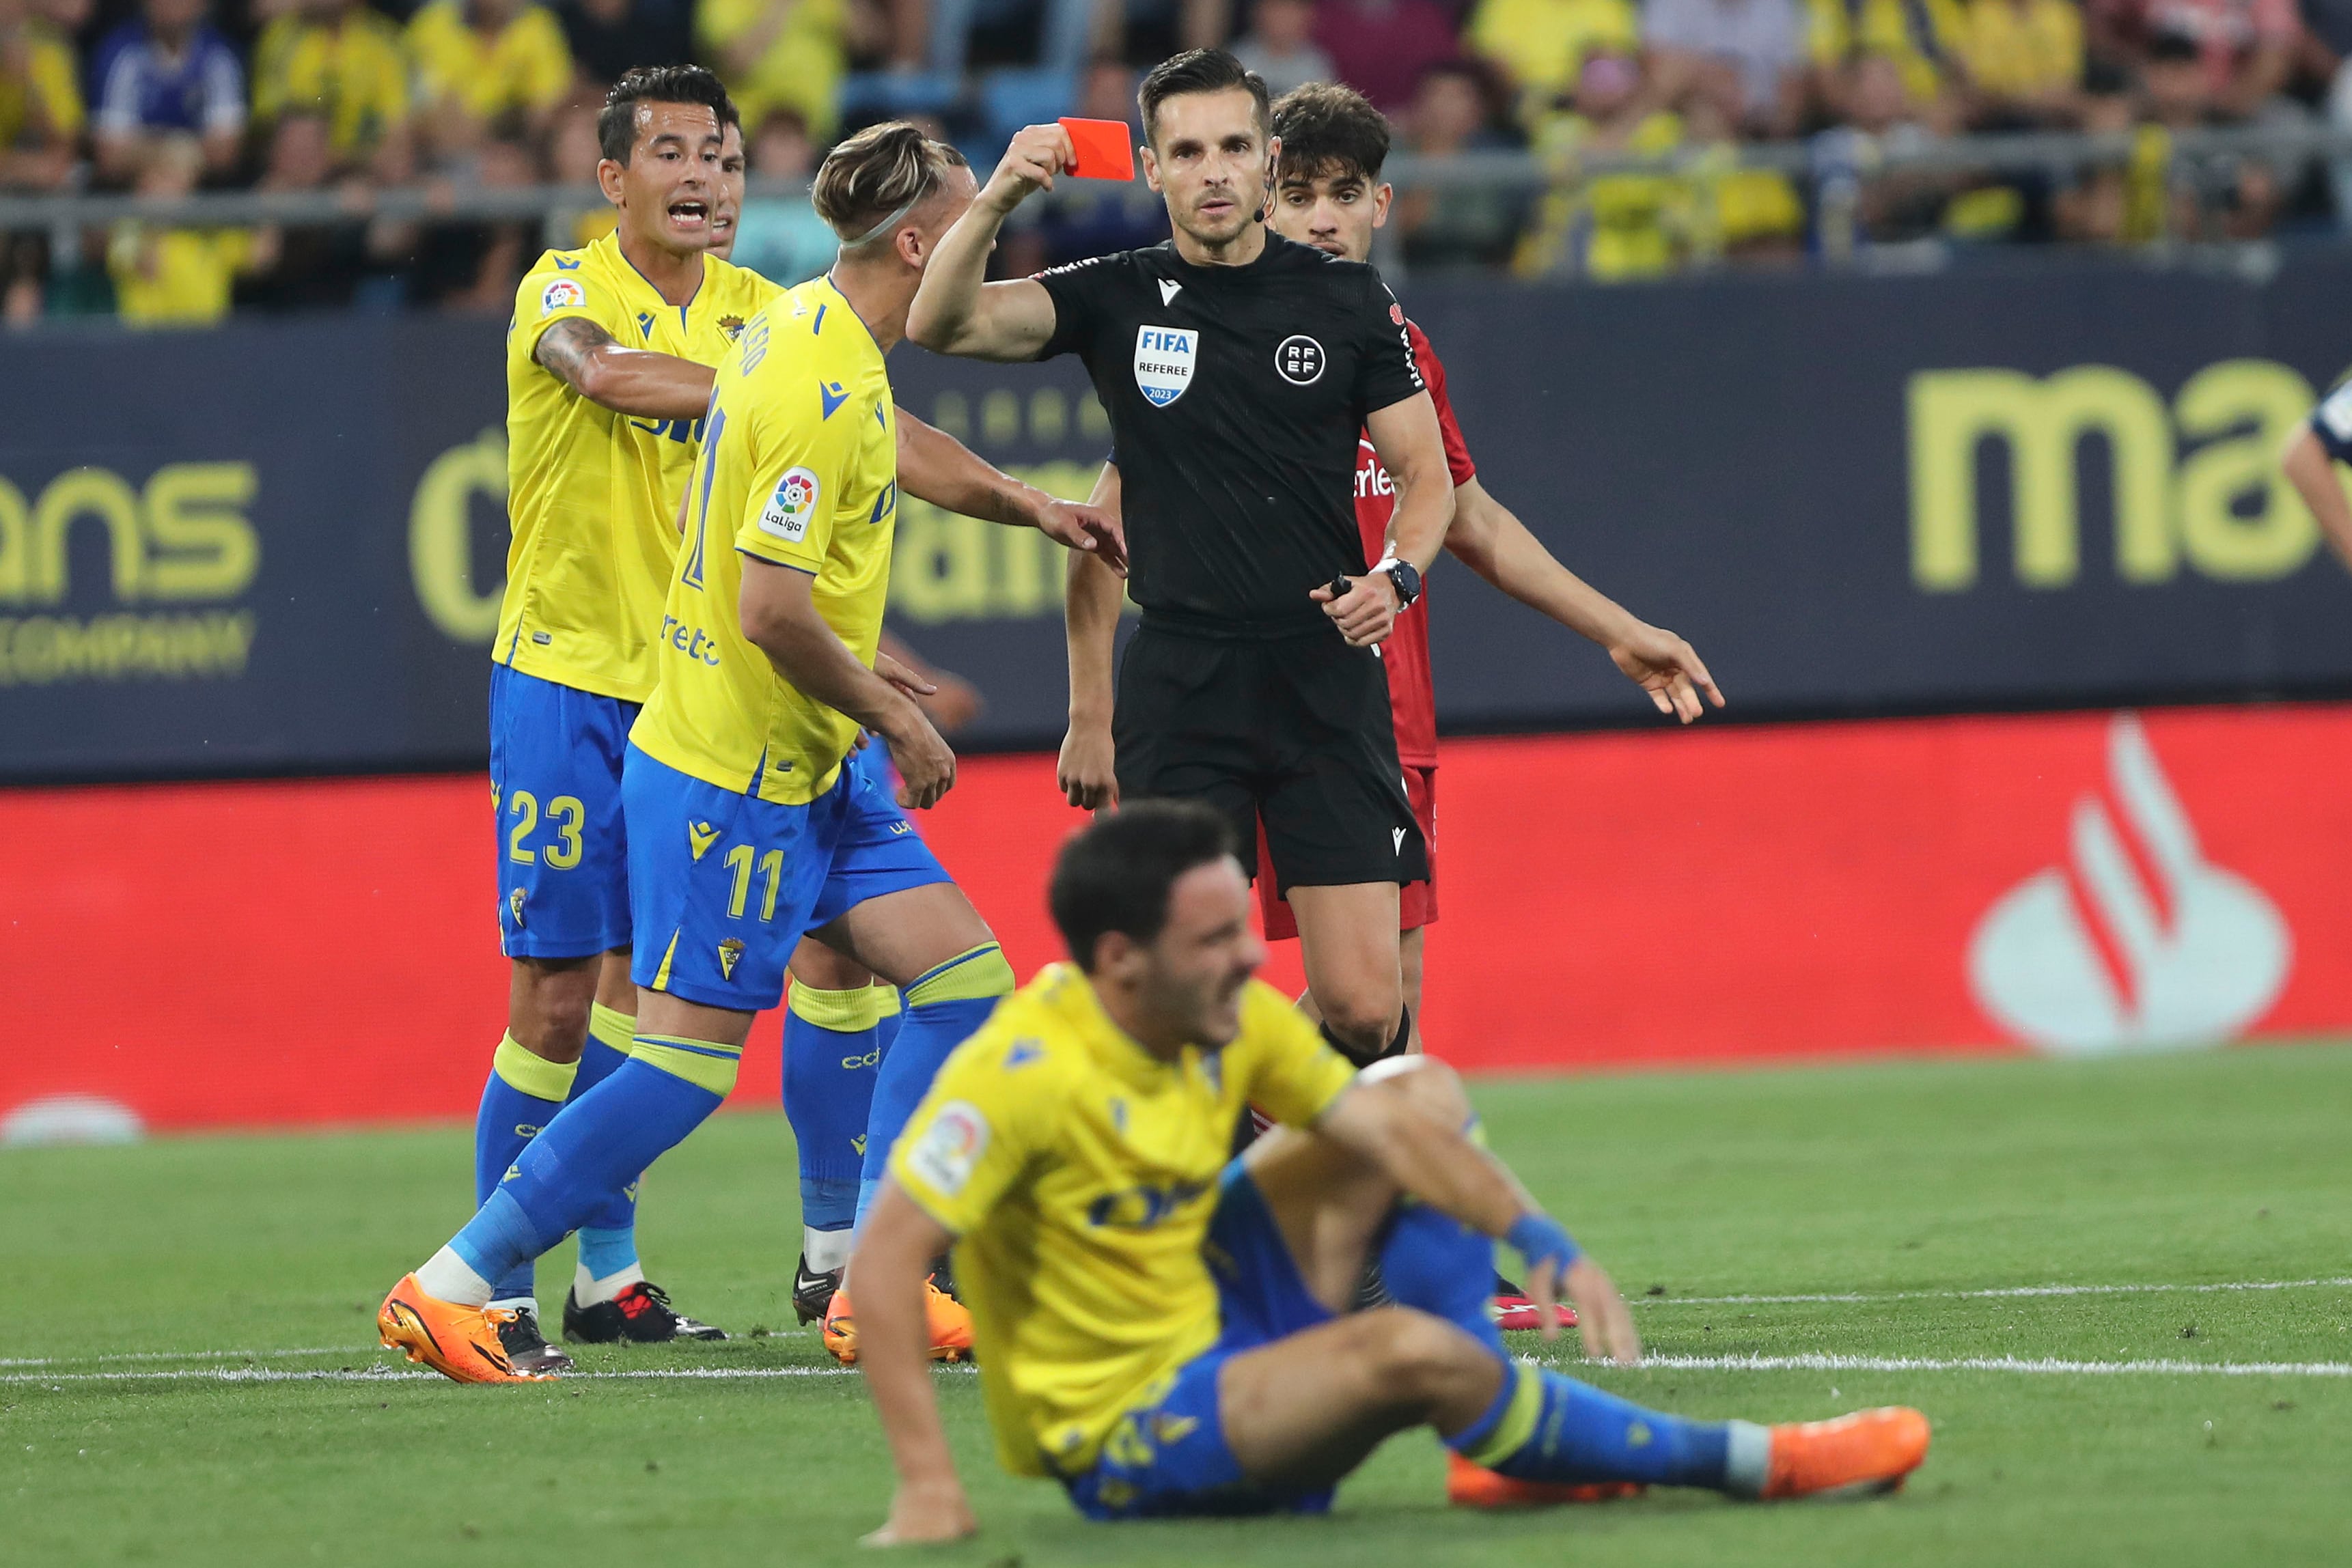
xmin=1133 ymin=325 xmax=1197 ymax=408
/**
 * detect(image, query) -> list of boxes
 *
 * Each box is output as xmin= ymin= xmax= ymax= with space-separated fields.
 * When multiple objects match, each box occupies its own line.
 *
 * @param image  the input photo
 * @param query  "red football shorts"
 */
xmin=1257 ymin=764 xmax=1435 ymax=941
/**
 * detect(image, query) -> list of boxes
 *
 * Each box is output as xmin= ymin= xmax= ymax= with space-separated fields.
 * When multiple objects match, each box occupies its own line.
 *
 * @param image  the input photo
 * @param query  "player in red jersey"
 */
xmin=1264 ymin=82 xmax=1719 ymax=1326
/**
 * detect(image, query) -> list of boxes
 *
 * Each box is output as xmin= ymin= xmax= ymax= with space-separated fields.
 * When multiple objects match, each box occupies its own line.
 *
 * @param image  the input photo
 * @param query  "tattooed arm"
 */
xmin=534 ymin=317 xmax=717 ymax=421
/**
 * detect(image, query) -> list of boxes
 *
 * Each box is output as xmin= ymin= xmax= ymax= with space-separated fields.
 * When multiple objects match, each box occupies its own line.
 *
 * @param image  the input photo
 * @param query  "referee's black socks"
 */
xmin=1323 ymin=1007 xmax=1413 ymax=1070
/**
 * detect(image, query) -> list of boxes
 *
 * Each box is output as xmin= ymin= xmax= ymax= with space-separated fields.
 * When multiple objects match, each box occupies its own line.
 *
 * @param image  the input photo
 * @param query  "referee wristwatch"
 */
xmin=1374 ymin=557 xmax=1422 ymax=610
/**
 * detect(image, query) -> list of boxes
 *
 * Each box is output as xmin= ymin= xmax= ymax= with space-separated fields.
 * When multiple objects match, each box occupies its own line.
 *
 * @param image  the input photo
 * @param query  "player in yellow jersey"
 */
xmin=385 ymin=122 xmax=1125 ymax=1385
xmin=853 ymin=802 xmax=1931 ymax=1541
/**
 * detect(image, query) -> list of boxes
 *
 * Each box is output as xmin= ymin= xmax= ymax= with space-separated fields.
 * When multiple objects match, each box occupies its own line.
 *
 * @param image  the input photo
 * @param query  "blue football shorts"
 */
xmin=1064 ymin=1162 xmax=1339 ymax=1521
xmin=488 ymin=663 xmax=637 ymax=960
xmin=623 ymin=741 xmax=948 ymax=1012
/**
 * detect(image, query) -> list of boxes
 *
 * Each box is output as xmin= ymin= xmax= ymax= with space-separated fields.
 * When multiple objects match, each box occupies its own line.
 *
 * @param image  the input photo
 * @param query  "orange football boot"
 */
xmin=1762 ymin=1407 xmax=1931 ymax=1499
xmin=378 ymin=1274 xmax=551 ymax=1384
xmin=1445 ymin=1453 xmax=1643 ymax=1509
xmin=820 ymin=1280 xmax=976 ymax=1367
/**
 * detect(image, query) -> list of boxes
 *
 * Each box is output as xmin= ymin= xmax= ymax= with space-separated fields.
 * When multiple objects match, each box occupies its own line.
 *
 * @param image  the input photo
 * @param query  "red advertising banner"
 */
xmin=5 ymin=703 xmax=2347 ymax=1137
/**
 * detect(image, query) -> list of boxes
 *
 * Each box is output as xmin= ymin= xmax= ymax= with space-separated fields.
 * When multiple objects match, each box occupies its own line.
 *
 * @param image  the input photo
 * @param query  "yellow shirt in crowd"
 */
xmin=1465 ymin=0 xmax=1638 ymax=113
xmin=0 ymin=22 xmax=83 ymax=148
xmin=1955 ymin=0 xmax=2081 ymax=100
xmin=695 ymin=0 xmax=846 ymax=137
xmin=108 ymin=227 xmax=254 ymax=327
xmin=629 ymin=274 xmax=898 ymax=804
xmin=1808 ymin=0 xmax=1961 ymax=107
xmin=251 ymin=6 xmax=410 ymax=156
xmin=889 ymin=964 xmax=1359 ymax=1479
xmin=405 ymin=0 xmax=572 ymax=122
xmin=498 ymin=233 xmax=783 ymax=703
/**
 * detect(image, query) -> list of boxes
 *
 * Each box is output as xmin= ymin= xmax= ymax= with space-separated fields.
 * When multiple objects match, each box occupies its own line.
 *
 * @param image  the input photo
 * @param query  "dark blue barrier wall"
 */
xmin=4 ymin=251 xmax=2351 ymax=782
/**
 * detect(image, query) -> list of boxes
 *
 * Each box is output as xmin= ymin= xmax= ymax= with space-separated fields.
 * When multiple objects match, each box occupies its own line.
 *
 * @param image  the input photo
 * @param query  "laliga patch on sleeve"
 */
xmin=907 ymin=1100 xmax=989 ymax=1196
xmin=540 ymin=277 xmax=585 ymax=316
xmin=758 ymin=466 xmax=822 ymax=542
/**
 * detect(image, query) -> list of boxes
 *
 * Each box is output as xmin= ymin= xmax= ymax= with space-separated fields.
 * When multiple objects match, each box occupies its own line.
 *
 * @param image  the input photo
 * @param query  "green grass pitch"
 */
xmin=7 ymin=1043 xmax=2351 ymax=1567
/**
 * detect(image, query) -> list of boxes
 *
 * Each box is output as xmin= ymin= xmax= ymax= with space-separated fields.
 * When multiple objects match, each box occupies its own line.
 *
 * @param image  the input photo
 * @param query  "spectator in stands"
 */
xmin=1951 ymin=0 xmax=2084 ymax=126
xmin=924 ymin=0 xmax=1087 ymax=79
xmin=0 ymin=0 xmax=81 ymax=190
xmin=406 ymin=0 xmax=575 ymax=161
xmin=2 ymin=232 xmax=41 ymax=320
xmin=92 ymin=0 xmax=245 ymax=183
xmin=999 ymin=56 xmax=1168 ymax=270
xmin=2099 ymin=0 xmax=2295 ymax=117
xmin=410 ymin=131 xmax=542 ymax=307
xmin=238 ymin=108 xmax=401 ymax=309
xmin=1678 ymin=88 xmax=1804 ymax=256
xmin=2054 ymin=56 xmax=2170 ymax=238
xmin=557 ymin=0 xmax=693 ymax=88
xmin=1644 ymin=0 xmax=1808 ymax=136
xmin=1840 ymin=48 xmax=1956 ymax=237
xmin=251 ymin=0 xmax=413 ymax=181
xmin=728 ymin=109 xmax=833 ymax=281
xmin=1392 ymin=57 xmax=1525 ymax=268
xmin=1805 ymin=0 xmax=1958 ymax=129
xmin=108 ymin=133 xmax=275 ymax=324
xmin=1096 ymin=0 xmax=1231 ymax=68
xmin=698 ymin=0 xmax=848 ymax=140
xmin=1232 ymin=0 xmax=1334 ymax=98
xmin=1465 ymin=0 xmax=1637 ymax=127
xmin=1314 ymin=0 xmax=1462 ymax=111
xmin=1513 ymin=44 xmax=1682 ymax=277
xmin=549 ymin=100 xmax=619 ymax=242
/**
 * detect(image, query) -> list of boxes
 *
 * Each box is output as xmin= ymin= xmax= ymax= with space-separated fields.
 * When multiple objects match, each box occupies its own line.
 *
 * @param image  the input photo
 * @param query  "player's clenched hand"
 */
xmin=1311 ymin=573 xmax=1398 ymax=648
xmin=1554 ymin=1256 xmax=1640 ymax=1365
xmin=1057 ymin=720 xmax=1119 ymax=811
xmin=863 ymin=1477 xmax=978 ymax=1546
xmin=883 ymin=712 xmax=956 ymax=809
xmin=982 ymin=123 xmax=1075 ymax=212
xmin=1034 ymin=499 xmax=1129 ymax=576
xmin=1609 ymin=624 xmax=1724 ymax=725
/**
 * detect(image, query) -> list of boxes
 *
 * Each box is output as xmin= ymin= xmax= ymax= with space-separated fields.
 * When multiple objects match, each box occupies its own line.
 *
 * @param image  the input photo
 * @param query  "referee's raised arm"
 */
xmin=906 ymin=124 xmax=1076 ymax=361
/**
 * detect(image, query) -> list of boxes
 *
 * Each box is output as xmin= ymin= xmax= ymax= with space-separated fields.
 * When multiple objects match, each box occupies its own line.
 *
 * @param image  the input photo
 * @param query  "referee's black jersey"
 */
xmin=1034 ymin=234 xmax=1427 ymax=634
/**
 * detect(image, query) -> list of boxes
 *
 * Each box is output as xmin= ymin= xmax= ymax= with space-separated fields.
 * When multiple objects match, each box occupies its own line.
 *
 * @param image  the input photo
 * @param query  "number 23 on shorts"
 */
xmin=506 ymin=789 xmax=585 ymax=869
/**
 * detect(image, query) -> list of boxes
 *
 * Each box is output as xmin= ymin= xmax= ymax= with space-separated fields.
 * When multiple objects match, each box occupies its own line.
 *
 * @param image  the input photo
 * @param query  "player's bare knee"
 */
xmin=509 ymin=957 xmax=598 ymax=1054
xmin=1360 ymin=1307 xmax=1489 ymax=1408
xmin=1318 ymin=988 xmax=1402 ymax=1059
xmin=1359 ymin=1054 xmax=1469 ymax=1125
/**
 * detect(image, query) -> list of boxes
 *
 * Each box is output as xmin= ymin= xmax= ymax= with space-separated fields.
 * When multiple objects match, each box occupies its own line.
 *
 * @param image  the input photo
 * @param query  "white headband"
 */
xmin=838 ymin=188 xmax=928 ymax=251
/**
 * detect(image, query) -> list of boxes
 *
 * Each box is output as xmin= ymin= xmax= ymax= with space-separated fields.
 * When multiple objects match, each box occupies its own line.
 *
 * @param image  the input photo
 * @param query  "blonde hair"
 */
xmin=813 ymin=122 xmax=970 ymax=247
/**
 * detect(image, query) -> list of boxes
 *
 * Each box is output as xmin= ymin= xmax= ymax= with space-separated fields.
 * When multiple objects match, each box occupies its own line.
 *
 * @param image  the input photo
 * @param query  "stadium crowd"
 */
xmin=1 ymin=0 xmax=2349 ymax=321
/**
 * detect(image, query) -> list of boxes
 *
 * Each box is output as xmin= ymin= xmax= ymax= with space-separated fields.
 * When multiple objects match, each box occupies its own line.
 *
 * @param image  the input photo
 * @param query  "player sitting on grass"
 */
xmin=851 ymin=801 xmax=1930 ymax=1542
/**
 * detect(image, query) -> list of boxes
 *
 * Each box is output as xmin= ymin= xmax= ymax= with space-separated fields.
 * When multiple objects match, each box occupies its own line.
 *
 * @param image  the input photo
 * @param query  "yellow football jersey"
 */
xmin=889 ymin=964 xmax=1357 ymax=1479
xmin=497 ymin=235 xmax=782 ymax=703
xmin=628 ymin=276 xmax=899 ymax=804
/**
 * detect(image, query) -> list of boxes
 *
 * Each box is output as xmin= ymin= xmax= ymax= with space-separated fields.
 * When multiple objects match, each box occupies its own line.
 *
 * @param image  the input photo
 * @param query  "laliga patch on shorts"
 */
xmin=540 ymin=277 xmax=585 ymax=316
xmin=907 ymin=1099 xmax=988 ymax=1196
xmin=758 ymin=466 xmax=822 ymax=542
xmin=1133 ymin=325 xmax=1196 ymax=408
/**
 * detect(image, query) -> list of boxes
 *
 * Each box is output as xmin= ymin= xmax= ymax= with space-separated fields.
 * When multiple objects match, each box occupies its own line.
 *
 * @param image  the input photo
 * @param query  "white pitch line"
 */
xmin=1631 ymin=1277 xmax=2352 ymax=1308
xmin=0 ymin=1345 xmax=356 ymax=1369
xmin=1598 ymin=1353 xmax=2352 ymax=1378
xmin=3 ymin=1362 xmax=957 ymax=1387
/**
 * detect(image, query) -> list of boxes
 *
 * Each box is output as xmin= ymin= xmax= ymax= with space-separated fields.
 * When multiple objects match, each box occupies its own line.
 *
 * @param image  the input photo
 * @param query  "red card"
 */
xmin=1058 ymin=117 xmax=1135 ymax=182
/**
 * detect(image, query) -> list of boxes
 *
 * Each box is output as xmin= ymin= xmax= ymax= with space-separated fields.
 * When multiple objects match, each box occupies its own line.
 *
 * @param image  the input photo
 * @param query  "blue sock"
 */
xmin=570 ymin=1004 xmax=640 ymax=1242
xmin=855 ymin=944 xmax=1012 ymax=1225
xmin=471 ymin=1034 xmax=577 ymax=1303
xmin=447 ymin=1033 xmax=741 ymax=1290
xmin=1379 ymin=1186 xmax=1738 ymax=1492
xmin=784 ymin=982 xmax=887 ymax=1235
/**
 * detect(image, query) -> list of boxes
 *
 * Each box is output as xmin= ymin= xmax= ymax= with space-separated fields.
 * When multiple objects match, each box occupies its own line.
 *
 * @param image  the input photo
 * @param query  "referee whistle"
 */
xmin=1325 ymin=574 xmax=1351 ymax=599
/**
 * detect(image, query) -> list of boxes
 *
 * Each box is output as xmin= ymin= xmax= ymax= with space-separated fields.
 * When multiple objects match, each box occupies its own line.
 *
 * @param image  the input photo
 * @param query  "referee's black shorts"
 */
xmin=1113 ymin=619 xmax=1430 ymax=894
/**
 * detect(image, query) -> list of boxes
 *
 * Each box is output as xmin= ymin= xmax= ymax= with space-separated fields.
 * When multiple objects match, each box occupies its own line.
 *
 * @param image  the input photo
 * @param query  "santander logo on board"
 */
xmin=1967 ymin=713 xmax=2291 ymax=1056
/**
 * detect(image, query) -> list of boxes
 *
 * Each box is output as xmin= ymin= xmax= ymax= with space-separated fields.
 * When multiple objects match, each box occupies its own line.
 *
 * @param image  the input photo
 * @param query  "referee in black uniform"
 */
xmin=909 ymin=49 xmax=1455 ymax=1065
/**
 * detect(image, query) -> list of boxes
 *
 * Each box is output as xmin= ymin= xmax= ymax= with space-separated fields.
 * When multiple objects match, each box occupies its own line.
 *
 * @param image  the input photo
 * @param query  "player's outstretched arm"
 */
xmin=905 ymin=124 xmax=1072 ymax=362
xmin=1060 ymin=462 xmax=1124 ymax=810
xmin=1314 ymin=1067 xmax=1642 ymax=1363
xmin=897 ymin=413 xmax=1126 ymax=572
xmin=1319 ymin=394 xmax=1456 ymax=647
xmin=534 ymin=317 xmax=717 ymax=421
xmin=853 ymin=1180 xmax=980 ymax=1546
xmin=1443 ymin=477 xmax=1725 ymax=724
xmin=740 ymin=558 xmax=958 ymax=808
xmin=2283 ymin=425 xmax=2352 ymax=578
